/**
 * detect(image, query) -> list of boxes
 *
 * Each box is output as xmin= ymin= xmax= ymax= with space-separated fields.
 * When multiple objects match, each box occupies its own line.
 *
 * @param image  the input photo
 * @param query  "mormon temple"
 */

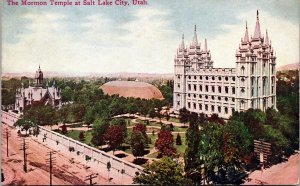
xmin=173 ymin=11 xmax=276 ymax=118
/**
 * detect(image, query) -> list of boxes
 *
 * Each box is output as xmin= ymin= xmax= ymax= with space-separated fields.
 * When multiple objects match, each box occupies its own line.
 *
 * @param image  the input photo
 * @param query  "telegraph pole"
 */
xmin=6 ymin=128 xmax=11 ymax=157
xmin=46 ymin=151 xmax=56 ymax=186
xmin=85 ymin=173 xmax=98 ymax=185
xmin=19 ymin=138 xmax=28 ymax=173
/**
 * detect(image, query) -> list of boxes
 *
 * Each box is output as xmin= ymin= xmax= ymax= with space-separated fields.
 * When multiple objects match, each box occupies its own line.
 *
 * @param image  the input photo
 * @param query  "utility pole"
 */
xmin=85 ymin=173 xmax=98 ymax=185
xmin=6 ymin=128 xmax=11 ymax=157
xmin=254 ymin=139 xmax=271 ymax=184
xmin=46 ymin=151 xmax=56 ymax=186
xmin=19 ymin=138 xmax=28 ymax=173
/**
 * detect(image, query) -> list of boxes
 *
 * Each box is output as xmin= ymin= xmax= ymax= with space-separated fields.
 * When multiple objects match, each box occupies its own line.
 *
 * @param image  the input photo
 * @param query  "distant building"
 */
xmin=173 ymin=11 xmax=276 ymax=118
xmin=100 ymin=80 xmax=164 ymax=100
xmin=15 ymin=66 xmax=62 ymax=113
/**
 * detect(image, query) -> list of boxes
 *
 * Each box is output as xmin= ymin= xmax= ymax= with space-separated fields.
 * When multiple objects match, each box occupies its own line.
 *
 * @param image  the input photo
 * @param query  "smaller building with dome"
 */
xmin=100 ymin=81 xmax=164 ymax=100
xmin=15 ymin=66 xmax=62 ymax=113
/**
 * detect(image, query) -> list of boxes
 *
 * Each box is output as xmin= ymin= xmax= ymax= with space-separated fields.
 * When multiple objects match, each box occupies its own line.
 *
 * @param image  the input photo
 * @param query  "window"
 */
xmin=218 ymin=96 xmax=221 ymax=101
xmin=188 ymin=94 xmax=191 ymax=97
xmin=205 ymin=85 xmax=209 ymax=92
xmin=188 ymin=84 xmax=191 ymax=90
xmin=218 ymin=76 xmax=222 ymax=81
xmin=193 ymin=103 xmax=196 ymax=109
xmin=212 ymin=86 xmax=215 ymax=92
xmin=232 ymin=87 xmax=235 ymax=94
xmin=218 ymin=86 xmax=222 ymax=93
xmin=205 ymin=105 xmax=208 ymax=111
xmin=212 ymin=76 xmax=215 ymax=80
xmin=240 ymin=100 xmax=245 ymax=109
xmin=225 ymin=86 xmax=228 ymax=94
xmin=199 ymin=104 xmax=202 ymax=110
xmin=225 ymin=77 xmax=228 ymax=81
xmin=206 ymin=76 xmax=208 ymax=80
xmin=211 ymin=105 xmax=215 ymax=112
xmin=194 ymin=76 xmax=197 ymax=80
xmin=199 ymin=85 xmax=202 ymax=91
xmin=212 ymin=96 xmax=215 ymax=100
xmin=241 ymin=66 xmax=245 ymax=75
xmin=194 ymin=94 xmax=196 ymax=98
xmin=225 ymin=97 xmax=228 ymax=102
xmin=188 ymin=76 xmax=191 ymax=79
xmin=199 ymin=95 xmax=202 ymax=98
xmin=232 ymin=77 xmax=235 ymax=81
xmin=178 ymin=84 xmax=180 ymax=88
xmin=218 ymin=106 xmax=221 ymax=113
xmin=194 ymin=84 xmax=197 ymax=91
xmin=225 ymin=107 xmax=228 ymax=114
xmin=200 ymin=76 xmax=202 ymax=80
xmin=205 ymin=95 xmax=208 ymax=99
xmin=188 ymin=102 xmax=191 ymax=108
xmin=232 ymin=98 xmax=235 ymax=102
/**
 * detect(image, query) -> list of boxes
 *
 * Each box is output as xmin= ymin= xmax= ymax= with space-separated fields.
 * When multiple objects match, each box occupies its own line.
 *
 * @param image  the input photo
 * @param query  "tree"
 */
xmin=179 ymin=107 xmax=189 ymax=126
xmin=184 ymin=112 xmax=201 ymax=183
xmin=148 ymin=108 xmax=156 ymax=119
xmin=130 ymin=131 xmax=146 ymax=158
xmin=61 ymin=124 xmax=68 ymax=134
xmin=155 ymin=130 xmax=176 ymax=157
xmin=83 ymin=106 xmax=96 ymax=128
xmin=91 ymin=118 xmax=110 ymax=146
xmin=103 ymin=125 xmax=124 ymax=154
xmin=14 ymin=118 xmax=37 ymax=135
xmin=79 ymin=131 xmax=85 ymax=141
xmin=133 ymin=156 xmax=192 ymax=185
xmin=133 ymin=123 xmax=147 ymax=141
xmin=23 ymin=105 xmax=57 ymax=127
xmin=176 ymin=133 xmax=182 ymax=145
xmin=110 ymin=118 xmax=127 ymax=141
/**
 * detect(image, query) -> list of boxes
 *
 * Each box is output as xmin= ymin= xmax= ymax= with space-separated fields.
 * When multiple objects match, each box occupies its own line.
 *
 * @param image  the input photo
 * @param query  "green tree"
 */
xmin=133 ymin=156 xmax=192 ymax=185
xmin=130 ymin=131 xmax=147 ymax=158
xmin=184 ymin=112 xmax=201 ymax=183
xmin=91 ymin=118 xmax=110 ymax=146
xmin=14 ymin=118 xmax=37 ymax=135
xmin=179 ymin=107 xmax=189 ymax=126
xmin=176 ymin=133 xmax=182 ymax=145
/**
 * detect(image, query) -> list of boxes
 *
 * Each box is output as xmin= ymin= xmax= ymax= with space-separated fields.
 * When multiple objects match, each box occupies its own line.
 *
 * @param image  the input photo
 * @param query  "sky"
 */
xmin=2 ymin=0 xmax=299 ymax=74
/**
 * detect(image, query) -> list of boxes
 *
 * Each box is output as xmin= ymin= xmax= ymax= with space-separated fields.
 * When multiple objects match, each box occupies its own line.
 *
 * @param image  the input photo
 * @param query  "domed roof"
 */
xmin=100 ymin=81 xmax=164 ymax=100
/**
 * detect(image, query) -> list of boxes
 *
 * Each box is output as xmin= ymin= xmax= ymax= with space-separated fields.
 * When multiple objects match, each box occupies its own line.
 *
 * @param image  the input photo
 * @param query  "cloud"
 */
xmin=2 ymin=8 xmax=298 ymax=75
xmin=3 ymin=8 xmax=177 ymax=74
xmin=208 ymin=10 xmax=299 ymax=68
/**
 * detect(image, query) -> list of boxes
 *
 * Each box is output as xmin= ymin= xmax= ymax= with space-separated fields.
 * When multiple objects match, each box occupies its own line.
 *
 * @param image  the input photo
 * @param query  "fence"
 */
xmin=1 ymin=110 xmax=143 ymax=178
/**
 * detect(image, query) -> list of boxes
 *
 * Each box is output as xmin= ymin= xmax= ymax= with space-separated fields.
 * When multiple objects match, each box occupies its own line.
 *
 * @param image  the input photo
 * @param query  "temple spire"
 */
xmin=243 ymin=21 xmax=249 ymax=42
xmin=253 ymin=10 xmax=261 ymax=39
xmin=265 ymin=29 xmax=269 ymax=45
xmin=181 ymin=34 xmax=185 ymax=49
xmin=204 ymin=38 xmax=208 ymax=52
xmin=192 ymin=25 xmax=198 ymax=45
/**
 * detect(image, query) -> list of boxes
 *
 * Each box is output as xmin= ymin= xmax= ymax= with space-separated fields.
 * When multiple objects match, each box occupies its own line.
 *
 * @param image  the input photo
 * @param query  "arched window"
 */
xmin=218 ymin=86 xmax=222 ymax=93
xmin=241 ymin=66 xmax=245 ymax=75
xmin=211 ymin=105 xmax=215 ymax=112
xmin=218 ymin=106 xmax=221 ymax=113
xmin=225 ymin=86 xmax=228 ymax=94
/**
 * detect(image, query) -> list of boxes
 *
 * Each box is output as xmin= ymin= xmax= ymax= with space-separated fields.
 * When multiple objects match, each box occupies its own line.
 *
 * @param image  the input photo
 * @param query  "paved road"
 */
xmin=244 ymin=153 xmax=299 ymax=185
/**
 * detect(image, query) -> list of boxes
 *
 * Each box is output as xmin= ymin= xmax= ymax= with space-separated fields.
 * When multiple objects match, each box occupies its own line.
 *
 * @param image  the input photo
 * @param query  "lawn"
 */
xmin=65 ymin=130 xmax=93 ymax=146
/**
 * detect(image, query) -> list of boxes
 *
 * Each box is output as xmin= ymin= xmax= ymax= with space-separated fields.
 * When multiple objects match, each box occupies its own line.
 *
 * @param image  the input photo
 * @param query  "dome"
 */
xmin=100 ymin=81 xmax=164 ymax=100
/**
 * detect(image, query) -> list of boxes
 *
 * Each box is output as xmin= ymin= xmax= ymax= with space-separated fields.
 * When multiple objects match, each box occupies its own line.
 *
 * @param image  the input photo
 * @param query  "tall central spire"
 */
xmin=243 ymin=21 xmax=249 ymax=42
xmin=253 ymin=10 xmax=261 ymax=39
xmin=192 ymin=25 xmax=198 ymax=46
